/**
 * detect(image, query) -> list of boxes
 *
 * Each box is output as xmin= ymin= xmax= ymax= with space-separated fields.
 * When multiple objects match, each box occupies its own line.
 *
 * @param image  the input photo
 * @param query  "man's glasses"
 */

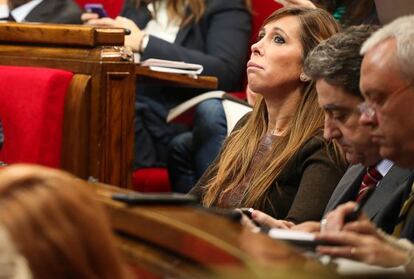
xmin=357 ymin=102 xmax=376 ymax=118
xmin=358 ymin=83 xmax=414 ymax=118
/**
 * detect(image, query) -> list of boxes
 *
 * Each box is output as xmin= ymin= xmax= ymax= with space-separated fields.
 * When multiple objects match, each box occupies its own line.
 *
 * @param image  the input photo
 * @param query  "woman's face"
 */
xmin=247 ymin=16 xmax=304 ymax=96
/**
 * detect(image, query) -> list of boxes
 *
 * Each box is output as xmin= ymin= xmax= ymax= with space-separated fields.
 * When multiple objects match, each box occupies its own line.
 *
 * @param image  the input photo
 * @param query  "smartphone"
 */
xmin=112 ymin=192 xmax=198 ymax=205
xmin=84 ymin=3 xmax=108 ymax=18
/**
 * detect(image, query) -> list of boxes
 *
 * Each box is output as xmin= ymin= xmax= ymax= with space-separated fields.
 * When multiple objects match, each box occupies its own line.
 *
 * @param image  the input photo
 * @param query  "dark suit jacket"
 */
xmin=395 ymin=174 xmax=414 ymax=241
xmin=24 ymin=0 xmax=82 ymax=24
xmin=122 ymin=0 xmax=252 ymax=115
xmin=324 ymin=163 xmax=413 ymax=231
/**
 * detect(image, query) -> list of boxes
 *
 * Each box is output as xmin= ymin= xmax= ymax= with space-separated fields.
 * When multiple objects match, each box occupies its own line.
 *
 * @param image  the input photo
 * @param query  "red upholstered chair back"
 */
xmin=251 ymin=0 xmax=283 ymax=41
xmin=0 ymin=66 xmax=73 ymax=168
xmin=75 ymin=0 xmax=124 ymax=18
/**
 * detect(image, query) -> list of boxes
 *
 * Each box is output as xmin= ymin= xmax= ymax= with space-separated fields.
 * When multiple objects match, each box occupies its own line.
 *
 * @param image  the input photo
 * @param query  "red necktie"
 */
xmin=356 ymin=166 xmax=382 ymax=202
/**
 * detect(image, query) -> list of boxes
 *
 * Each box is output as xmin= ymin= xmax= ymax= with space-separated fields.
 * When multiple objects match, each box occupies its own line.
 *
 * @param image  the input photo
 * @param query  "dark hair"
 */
xmin=304 ymin=25 xmax=378 ymax=97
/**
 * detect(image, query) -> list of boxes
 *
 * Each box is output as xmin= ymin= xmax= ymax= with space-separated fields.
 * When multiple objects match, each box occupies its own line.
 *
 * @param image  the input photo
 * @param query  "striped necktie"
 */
xmin=393 ymin=181 xmax=414 ymax=237
xmin=356 ymin=166 xmax=382 ymax=202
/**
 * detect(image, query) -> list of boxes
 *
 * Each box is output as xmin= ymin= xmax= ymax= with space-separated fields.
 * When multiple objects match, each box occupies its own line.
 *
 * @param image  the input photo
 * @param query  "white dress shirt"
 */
xmin=11 ymin=0 xmax=43 ymax=22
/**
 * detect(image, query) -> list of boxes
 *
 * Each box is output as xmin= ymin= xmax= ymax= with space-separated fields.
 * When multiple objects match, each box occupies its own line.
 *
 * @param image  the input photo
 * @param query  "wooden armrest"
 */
xmin=0 ymin=22 xmax=125 ymax=47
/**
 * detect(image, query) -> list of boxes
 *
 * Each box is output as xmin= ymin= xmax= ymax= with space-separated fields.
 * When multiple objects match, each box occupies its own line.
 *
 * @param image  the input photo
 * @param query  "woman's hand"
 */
xmin=316 ymin=221 xmax=410 ymax=268
xmin=251 ymin=210 xmax=295 ymax=229
xmin=275 ymin=0 xmax=316 ymax=9
xmin=291 ymin=221 xmax=320 ymax=233
xmin=82 ymin=15 xmax=145 ymax=52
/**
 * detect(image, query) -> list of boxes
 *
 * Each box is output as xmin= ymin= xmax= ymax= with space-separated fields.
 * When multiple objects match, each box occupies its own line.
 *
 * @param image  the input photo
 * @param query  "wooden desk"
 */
xmin=92 ymin=183 xmax=337 ymax=278
xmin=135 ymin=65 xmax=218 ymax=89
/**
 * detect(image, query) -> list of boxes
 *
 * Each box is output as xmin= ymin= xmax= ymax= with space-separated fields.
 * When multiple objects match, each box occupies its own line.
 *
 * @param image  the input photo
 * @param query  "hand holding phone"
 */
xmin=240 ymin=208 xmax=272 ymax=233
xmin=84 ymin=3 xmax=108 ymax=18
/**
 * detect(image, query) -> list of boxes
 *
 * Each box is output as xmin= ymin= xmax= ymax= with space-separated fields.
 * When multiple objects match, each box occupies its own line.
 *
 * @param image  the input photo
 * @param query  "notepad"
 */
xmin=267 ymin=228 xmax=323 ymax=250
xmin=140 ymin=58 xmax=204 ymax=75
xmin=268 ymin=228 xmax=316 ymax=241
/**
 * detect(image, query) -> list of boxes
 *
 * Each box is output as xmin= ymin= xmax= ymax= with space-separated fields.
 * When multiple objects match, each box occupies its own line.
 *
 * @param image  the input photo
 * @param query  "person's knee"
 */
xmin=168 ymin=132 xmax=193 ymax=159
xmin=194 ymin=99 xmax=226 ymax=133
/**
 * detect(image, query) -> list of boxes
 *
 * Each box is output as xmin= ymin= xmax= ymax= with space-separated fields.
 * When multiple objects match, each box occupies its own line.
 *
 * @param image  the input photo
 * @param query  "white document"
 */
xmin=140 ymin=58 xmax=204 ymax=75
xmin=268 ymin=228 xmax=316 ymax=242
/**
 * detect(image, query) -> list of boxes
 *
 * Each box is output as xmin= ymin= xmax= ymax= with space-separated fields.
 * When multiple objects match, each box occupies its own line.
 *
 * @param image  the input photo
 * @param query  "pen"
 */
xmin=344 ymin=185 xmax=376 ymax=223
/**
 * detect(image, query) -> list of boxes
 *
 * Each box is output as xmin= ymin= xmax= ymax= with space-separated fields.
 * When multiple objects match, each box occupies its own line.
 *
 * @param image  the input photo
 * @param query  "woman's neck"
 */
xmin=265 ymin=88 xmax=302 ymax=136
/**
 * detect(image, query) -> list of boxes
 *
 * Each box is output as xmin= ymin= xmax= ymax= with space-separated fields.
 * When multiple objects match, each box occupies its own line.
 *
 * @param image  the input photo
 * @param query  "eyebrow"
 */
xmin=322 ymin=104 xmax=348 ymax=111
xmin=271 ymin=27 xmax=289 ymax=38
xmin=259 ymin=26 xmax=289 ymax=38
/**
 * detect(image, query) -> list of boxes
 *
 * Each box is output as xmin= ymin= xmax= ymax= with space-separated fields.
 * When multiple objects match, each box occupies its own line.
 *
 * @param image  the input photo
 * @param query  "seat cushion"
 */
xmin=132 ymin=168 xmax=171 ymax=192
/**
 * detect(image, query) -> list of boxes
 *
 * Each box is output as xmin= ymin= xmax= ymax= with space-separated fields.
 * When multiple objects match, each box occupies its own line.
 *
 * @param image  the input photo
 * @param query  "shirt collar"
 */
xmin=0 ymin=4 xmax=9 ymax=19
xmin=10 ymin=0 xmax=43 ymax=22
xmin=376 ymin=159 xmax=394 ymax=177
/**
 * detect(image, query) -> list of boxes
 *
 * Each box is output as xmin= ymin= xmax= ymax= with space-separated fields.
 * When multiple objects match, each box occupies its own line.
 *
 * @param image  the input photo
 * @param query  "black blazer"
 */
xmin=324 ymin=163 xmax=413 ymax=231
xmin=24 ymin=0 xmax=82 ymax=24
xmin=122 ymin=0 xmax=252 ymax=116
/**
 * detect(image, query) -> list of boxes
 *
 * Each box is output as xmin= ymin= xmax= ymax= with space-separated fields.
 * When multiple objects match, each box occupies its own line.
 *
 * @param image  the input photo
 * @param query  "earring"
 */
xmin=300 ymin=73 xmax=310 ymax=82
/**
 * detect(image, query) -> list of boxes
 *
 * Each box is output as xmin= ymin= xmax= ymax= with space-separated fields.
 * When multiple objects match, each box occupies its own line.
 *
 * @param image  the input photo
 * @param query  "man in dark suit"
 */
xmin=248 ymin=25 xmax=412 ymax=233
xmin=302 ymin=24 xmax=412 ymax=233
xmin=314 ymin=16 xmax=414 ymax=269
xmin=8 ymin=0 xmax=82 ymax=23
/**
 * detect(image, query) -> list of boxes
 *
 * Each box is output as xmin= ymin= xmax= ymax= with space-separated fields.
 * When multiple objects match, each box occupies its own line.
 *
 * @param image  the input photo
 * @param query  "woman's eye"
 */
xmin=257 ymin=33 xmax=265 ymax=41
xmin=273 ymin=35 xmax=285 ymax=44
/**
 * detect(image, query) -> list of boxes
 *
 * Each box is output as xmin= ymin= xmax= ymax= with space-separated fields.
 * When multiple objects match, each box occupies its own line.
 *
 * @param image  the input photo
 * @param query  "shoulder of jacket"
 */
xmin=204 ymin=0 xmax=249 ymax=12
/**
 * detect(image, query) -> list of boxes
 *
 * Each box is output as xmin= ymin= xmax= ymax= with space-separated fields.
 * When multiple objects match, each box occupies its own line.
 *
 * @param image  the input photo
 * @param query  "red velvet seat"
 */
xmin=75 ymin=0 xmax=124 ymax=18
xmin=0 ymin=66 xmax=73 ymax=167
xmin=131 ymin=0 xmax=282 ymax=193
xmin=132 ymin=167 xmax=171 ymax=192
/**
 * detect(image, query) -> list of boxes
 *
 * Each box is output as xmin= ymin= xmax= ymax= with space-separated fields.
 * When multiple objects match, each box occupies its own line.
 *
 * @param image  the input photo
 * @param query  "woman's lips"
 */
xmin=247 ymin=61 xmax=264 ymax=70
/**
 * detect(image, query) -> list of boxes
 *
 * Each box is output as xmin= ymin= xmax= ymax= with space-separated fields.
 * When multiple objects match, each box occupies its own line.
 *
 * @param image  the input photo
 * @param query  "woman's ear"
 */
xmin=300 ymin=72 xmax=311 ymax=82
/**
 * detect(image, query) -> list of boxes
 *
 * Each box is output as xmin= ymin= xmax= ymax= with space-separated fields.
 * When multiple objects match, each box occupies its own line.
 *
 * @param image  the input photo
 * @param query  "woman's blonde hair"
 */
xmin=0 ymin=165 xmax=128 ymax=279
xmin=135 ymin=0 xmax=251 ymax=26
xmin=202 ymin=7 xmax=341 ymax=208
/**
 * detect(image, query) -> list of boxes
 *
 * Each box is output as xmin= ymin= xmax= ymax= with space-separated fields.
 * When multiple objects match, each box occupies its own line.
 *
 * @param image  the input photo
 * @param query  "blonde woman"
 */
xmin=191 ymin=7 xmax=347 ymax=224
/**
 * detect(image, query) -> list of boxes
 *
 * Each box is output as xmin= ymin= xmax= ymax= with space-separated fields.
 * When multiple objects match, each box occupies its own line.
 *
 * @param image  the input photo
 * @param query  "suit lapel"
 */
xmin=324 ymin=164 xmax=365 ymax=215
xmin=364 ymin=166 xmax=413 ymax=219
xmin=24 ymin=0 xmax=54 ymax=22
xmin=135 ymin=5 xmax=152 ymax=29
xmin=175 ymin=7 xmax=193 ymax=45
